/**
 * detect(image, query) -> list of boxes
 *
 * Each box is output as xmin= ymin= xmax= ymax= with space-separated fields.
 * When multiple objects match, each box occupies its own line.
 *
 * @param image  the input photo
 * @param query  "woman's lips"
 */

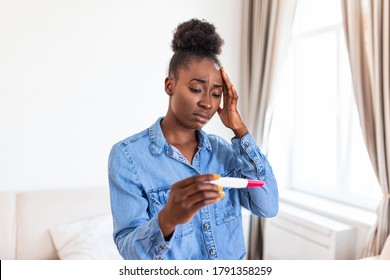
xmin=193 ymin=112 xmax=210 ymax=123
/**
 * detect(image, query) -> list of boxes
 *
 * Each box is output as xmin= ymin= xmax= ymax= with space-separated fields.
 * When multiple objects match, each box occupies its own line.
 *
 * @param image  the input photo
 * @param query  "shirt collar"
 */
xmin=148 ymin=117 xmax=212 ymax=156
xmin=197 ymin=129 xmax=212 ymax=151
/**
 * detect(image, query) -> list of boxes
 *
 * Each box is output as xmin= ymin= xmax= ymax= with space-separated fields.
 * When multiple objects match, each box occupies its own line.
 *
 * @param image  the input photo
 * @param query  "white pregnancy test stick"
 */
xmin=211 ymin=177 xmax=264 ymax=188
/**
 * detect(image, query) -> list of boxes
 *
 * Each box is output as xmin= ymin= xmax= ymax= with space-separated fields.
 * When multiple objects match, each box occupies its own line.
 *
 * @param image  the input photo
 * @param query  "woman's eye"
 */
xmin=190 ymin=88 xmax=202 ymax=93
xmin=212 ymin=92 xmax=222 ymax=98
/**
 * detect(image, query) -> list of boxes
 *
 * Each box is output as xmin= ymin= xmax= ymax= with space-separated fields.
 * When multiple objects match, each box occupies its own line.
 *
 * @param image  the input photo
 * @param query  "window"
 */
xmin=268 ymin=0 xmax=381 ymax=210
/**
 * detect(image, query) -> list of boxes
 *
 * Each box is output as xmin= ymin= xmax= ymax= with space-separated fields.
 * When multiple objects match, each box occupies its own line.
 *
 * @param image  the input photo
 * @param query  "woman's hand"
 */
xmin=218 ymin=68 xmax=249 ymax=138
xmin=158 ymin=174 xmax=223 ymax=239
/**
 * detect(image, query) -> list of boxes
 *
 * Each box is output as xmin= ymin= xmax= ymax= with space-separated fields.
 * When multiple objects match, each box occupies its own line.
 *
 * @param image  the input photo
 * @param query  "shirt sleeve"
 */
xmin=108 ymin=143 xmax=173 ymax=260
xmin=231 ymin=133 xmax=279 ymax=217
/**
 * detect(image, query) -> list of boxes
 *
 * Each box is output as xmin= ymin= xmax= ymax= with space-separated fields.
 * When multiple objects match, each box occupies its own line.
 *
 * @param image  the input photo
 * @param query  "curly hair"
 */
xmin=168 ymin=19 xmax=224 ymax=79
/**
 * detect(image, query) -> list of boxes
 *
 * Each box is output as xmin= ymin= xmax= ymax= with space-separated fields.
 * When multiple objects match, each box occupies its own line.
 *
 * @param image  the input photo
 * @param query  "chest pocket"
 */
xmin=149 ymin=187 xmax=193 ymax=239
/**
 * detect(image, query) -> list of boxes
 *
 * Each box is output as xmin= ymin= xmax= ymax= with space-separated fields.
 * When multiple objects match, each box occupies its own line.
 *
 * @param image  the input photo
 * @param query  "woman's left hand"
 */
xmin=218 ymin=68 xmax=249 ymax=138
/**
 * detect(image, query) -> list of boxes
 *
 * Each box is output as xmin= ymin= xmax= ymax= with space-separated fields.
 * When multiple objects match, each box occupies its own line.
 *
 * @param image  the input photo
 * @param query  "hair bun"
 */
xmin=171 ymin=19 xmax=224 ymax=56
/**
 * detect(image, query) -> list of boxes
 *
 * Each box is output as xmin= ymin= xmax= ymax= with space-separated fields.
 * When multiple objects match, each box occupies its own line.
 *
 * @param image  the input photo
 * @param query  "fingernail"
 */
xmin=213 ymin=174 xmax=220 ymax=179
xmin=218 ymin=186 xmax=223 ymax=191
xmin=220 ymin=192 xmax=225 ymax=198
xmin=231 ymin=84 xmax=235 ymax=89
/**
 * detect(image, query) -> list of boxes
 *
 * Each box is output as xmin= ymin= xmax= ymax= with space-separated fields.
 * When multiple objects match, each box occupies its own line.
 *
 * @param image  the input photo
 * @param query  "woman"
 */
xmin=108 ymin=18 xmax=278 ymax=260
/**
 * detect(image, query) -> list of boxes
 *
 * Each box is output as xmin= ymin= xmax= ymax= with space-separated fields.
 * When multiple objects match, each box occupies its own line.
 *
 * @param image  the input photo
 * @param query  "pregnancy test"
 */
xmin=212 ymin=177 xmax=264 ymax=188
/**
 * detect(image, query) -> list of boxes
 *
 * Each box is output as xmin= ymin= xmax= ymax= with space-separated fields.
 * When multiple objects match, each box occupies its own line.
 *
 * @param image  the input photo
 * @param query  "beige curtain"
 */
xmin=341 ymin=0 xmax=390 ymax=257
xmin=241 ymin=0 xmax=296 ymax=259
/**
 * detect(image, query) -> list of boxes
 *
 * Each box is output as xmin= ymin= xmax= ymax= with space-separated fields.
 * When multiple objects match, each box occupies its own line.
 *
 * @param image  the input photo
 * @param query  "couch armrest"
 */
xmin=0 ymin=192 xmax=16 ymax=259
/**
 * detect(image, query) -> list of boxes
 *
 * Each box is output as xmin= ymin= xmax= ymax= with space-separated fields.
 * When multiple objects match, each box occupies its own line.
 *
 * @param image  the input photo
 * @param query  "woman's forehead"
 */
xmin=179 ymin=58 xmax=222 ymax=81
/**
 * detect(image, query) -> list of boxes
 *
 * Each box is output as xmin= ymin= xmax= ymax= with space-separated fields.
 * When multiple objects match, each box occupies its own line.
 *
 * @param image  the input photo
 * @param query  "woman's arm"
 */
xmin=218 ymin=68 xmax=278 ymax=217
xmin=231 ymin=133 xmax=279 ymax=217
xmin=108 ymin=144 xmax=171 ymax=260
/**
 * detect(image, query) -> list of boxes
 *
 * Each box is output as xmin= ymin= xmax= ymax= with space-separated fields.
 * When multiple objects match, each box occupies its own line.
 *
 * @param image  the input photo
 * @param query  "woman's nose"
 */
xmin=198 ymin=99 xmax=212 ymax=109
xmin=198 ymin=91 xmax=213 ymax=109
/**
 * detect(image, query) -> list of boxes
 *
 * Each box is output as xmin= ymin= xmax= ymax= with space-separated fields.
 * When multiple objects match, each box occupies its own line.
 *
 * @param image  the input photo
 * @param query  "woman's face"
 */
xmin=165 ymin=58 xmax=223 ymax=130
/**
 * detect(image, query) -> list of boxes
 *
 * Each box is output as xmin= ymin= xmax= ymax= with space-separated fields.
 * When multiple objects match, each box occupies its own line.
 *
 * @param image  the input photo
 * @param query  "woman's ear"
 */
xmin=165 ymin=77 xmax=174 ymax=96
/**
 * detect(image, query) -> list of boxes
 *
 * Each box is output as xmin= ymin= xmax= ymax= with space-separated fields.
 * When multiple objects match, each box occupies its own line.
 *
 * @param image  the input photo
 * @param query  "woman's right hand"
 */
xmin=218 ymin=68 xmax=249 ymax=138
xmin=158 ymin=174 xmax=223 ymax=239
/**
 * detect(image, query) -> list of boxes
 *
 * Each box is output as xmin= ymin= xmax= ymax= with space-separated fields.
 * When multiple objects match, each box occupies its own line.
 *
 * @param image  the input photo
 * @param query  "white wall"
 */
xmin=0 ymin=0 xmax=243 ymax=191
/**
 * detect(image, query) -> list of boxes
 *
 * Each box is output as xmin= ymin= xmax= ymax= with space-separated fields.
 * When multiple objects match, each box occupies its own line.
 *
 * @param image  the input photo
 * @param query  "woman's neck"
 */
xmin=161 ymin=116 xmax=197 ymax=145
xmin=160 ymin=116 xmax=199 ymax=163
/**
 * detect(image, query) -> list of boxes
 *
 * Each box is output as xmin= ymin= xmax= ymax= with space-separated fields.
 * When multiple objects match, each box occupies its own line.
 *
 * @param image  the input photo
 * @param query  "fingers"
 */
xmin=221 ymin=68 xmax=238 ymax=107
xmin=165 ymin=174 xmax=225 ymax=226
xmin=172 ymin=174 xmax=224 ymax=204
xmin=221 ymin=67 xmax=233 ymax=90
xmin=182 ymin=186 xmax=225 ymax=218
xmin=184 ymin=183 xmax=224 ymax=205
xmin=218 ymin=68 xmax=249 ymax=138
xmin=173 ymin=173 xmax=219 ymax=190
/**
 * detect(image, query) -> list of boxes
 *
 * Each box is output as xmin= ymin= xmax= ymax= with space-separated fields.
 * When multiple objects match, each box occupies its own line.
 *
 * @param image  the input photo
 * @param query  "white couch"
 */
xmin=0 ymin=188 xmax=122 ymax=260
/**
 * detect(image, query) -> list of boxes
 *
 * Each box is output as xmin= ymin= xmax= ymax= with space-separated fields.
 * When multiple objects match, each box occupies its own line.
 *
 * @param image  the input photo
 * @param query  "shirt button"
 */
xmin=209 ymin=249 xmax=215 ymax=255
xmin=195 ymin=154 xmax=199 ymax=158
xmin=244 ymin=142 xmax=249 ymax=147
xmin=203 ymin=223 xmax=209 ymax=229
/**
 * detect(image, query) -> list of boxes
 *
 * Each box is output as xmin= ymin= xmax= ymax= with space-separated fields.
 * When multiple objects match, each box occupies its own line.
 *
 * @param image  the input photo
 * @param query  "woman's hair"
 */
xmin=168 ymin=18 xmax=224 ymax=79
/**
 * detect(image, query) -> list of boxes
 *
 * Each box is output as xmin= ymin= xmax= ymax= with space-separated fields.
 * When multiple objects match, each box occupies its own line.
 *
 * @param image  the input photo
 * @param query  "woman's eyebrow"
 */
xmin=190 ymin=78 xmax=223 ymax=88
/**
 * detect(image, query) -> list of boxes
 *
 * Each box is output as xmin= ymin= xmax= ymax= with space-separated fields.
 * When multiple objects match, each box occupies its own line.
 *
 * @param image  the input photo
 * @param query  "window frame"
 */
xmin=267 ymin=0 xmax=381 ymax=211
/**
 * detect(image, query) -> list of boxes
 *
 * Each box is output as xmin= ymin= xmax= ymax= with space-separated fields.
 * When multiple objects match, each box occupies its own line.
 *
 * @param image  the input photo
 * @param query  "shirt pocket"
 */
xmin=148 ymin=187 xmax=193 ymax=239
xmin=214 ymin=188 xmax=240 ymax=225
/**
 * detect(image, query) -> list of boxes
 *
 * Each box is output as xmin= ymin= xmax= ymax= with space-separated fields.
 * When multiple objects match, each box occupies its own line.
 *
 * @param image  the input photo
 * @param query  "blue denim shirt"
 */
xmin=108 ymin=117 xmax=278 ymax=260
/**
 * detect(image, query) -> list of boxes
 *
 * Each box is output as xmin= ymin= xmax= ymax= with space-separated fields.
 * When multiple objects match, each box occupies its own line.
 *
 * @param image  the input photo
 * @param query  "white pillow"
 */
xmin=49 ymin=214 xmax=122 ymax=260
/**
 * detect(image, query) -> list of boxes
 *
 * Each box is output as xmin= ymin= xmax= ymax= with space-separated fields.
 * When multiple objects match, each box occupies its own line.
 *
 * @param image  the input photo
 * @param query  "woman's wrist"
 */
xmin=158 ymin=209 xmax=176 ymax=241
xmin=233 ymin=125 xmax=249 ymax=139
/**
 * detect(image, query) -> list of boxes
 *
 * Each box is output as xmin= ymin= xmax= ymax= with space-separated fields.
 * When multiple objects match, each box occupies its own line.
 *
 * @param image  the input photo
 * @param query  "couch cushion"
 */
xmin=0 ymin=192 xmax=16 ymax=259
xmin=49 ymin=214 xmax=122 ymax=260
xmin=16 ymin=188 xmax=110 ymax=259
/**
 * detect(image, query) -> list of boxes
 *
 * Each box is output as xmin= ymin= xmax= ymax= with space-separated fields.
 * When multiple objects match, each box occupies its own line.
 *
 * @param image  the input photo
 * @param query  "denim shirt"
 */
xmin=108 ymin=117 xmax=278 ymax=260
